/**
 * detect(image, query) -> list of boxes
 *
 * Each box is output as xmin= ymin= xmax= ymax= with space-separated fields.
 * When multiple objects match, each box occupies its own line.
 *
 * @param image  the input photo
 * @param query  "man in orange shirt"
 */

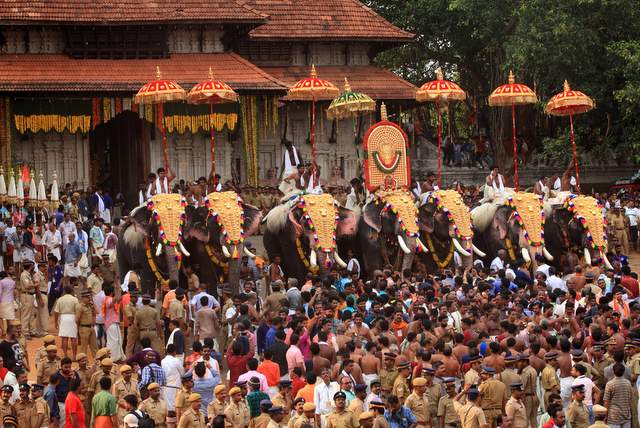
xmin=390 ymin=310 xmax=408 ymax=343
xmin=295 ymin=372 xmax=316 ymax=404
xmin=258 ymin=349 xmax=281 ymax=396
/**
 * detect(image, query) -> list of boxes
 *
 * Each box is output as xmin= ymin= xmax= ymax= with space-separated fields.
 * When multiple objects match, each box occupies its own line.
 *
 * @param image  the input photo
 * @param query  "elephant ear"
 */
xmin=121 ymin=204 xmax=152 ymax=249
xmin=418 ymin=202 xmax=436 ymax=233
xmin=336 ymin=206 xmax=358 ymax=237
xmin=492 ymin=206 xmax=510 ymax=240
xmin=242 ymin=203 xmax=263 ymax=236
xmin=363 ymin=201 xmax=383 ymax=233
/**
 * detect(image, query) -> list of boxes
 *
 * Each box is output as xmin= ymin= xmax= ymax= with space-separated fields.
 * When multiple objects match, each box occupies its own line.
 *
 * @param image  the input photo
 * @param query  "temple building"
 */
xmin=0 ymin=0 xmax=416 ymax=202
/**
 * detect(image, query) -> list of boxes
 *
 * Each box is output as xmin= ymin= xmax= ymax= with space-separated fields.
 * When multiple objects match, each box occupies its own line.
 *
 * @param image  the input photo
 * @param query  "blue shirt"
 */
xmin=265 ymin=326 xmax=277 ymax=350
xmin=385 ymin=407 xmax=417 ymax=428
xmin=65 ymin=241 xmax=82 ymax=263
xmin=44 ymin=386 xmax=60 ymax=420
xmin=138 ymin=363 xmax=167 ymax=390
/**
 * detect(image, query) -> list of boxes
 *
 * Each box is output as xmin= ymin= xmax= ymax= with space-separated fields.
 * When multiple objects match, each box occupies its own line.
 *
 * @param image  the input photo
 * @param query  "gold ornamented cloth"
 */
xmin=566 ymin=195 xmax=607 ymax=249
xmin=148 ymin=193 xmax=185 ymax=244
xmin=379 ymin=190 xmax=419 ymax=236
xmin=364 ymin=121 xmax=410 ymax=192
xmin=298 ymin=194 xmax=337 ymax=251
xmin=508 ymin=192 xmax=544 ymax=246
xmin=207 ymin=191 xmax=244 ymax=243
xmin=431 ymin=190 xmax=473 ymax=239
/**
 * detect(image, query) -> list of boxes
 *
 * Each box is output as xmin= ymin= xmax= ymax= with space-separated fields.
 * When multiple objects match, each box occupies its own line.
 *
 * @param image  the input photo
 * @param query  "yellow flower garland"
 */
xmin=14 ymin=115 xmax=92 ymax=134
xmin=296 ymin=237 xmax=319 ymax=274
xmin=424 ymin=234 xmax=454 ymax=270
xmin=144 ymin=237 xmax=170 ymax=287
xmin=205 ymin=243 xmax=229 ymax=271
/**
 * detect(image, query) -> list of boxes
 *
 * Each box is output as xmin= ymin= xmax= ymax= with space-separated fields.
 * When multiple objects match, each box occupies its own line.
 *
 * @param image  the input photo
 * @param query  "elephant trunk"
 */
xmin=164 ymin=247 xmax=180 ymax=284
xmin=228 ymin=253 xmax=241 ymax=295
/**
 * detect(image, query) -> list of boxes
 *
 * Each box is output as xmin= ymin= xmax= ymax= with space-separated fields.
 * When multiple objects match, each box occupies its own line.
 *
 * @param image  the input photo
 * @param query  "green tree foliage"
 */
xmin=368 ymin=0 xmax=640 ymax=162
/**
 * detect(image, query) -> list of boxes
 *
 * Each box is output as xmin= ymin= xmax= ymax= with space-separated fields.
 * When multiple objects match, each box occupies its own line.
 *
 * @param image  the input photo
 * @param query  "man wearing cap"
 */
xmin=207 ymin=384 xmax=227 ymax=419
xmin=588 ymin=405 xmax=608 ymax=428
xmin=18 ymin=261 xmax=38 ymax=338
xmin=77 ymin=289 xmax=98 ymax=359
xmin=405 ymin=377 xmax=430 ymax=427
xmin=33 ymin=262 xmax=49 ymax=338
xmin=0 ymin=386 xmax=14 ymax=421
xmin=123 ymin=291 xmax=139 ymax=357
xmin=250 ymin=399 xmax=272 ymax=428
xmin=365 ymin=379 xmax=382 ymax=411
xmin=177 ymin=393 xmax=205 ymax=428
xmin=75 ymin=353 xmax=90 ymax=414
xmin=452 ymin=387 xmax=486 ymax=428
xmin=369 ymin=399 xmax=389 ymax=428
xmin=289 ymin=398 xmax=305 ymax=428
xmin=14 ymin=383 xmax=35 ymax=428
xmin=36 ymin=344 xmax=60 ymax=385
xmin=326 ymin=391 xmax=358 ymax=428
xmin=567 ymin=384 xmax=589 ymax=428
xmin=88 ymin=358 xmax=117 ymax=407
xmin=505 ymin=382 xmax=527 ymax=428
xmin=437 ymin=378 xmax=460 ymax=428
xmin=140 ymin=382 xmax=168 ymax=428
xmin=224 ymin=386 xmax=250 ymax=428
xmin=359 ymin=411 xmax=375 ymax=428
xmin=294 ymin=402 xmax=317 ymax=428
xmin=392 ymin=361 xmax=412 ymax=404
xmin=498 ymin=356 xmax=522 ymax=399
xmin=272 ymin=380 xmax=293 ymax=424
xmin=517 ymin=354 xmax=539 ymax=428
xmin=134 ymin=294 xmax=164 ymax=355
xmin=541 ymin=352 xmax=560 ymax=410
xmin=347 ymin=384 xmax=367 ymax=419
xmin=464 ymin=356 xmax=481 ymax=389
xmin=32 ymin=383 xmax=49 ymax=428
xmin=478 ymin=366 xmax=505 ymax=428
xmin=176 ymin=373 xmax=194 ymax=421
xmin=424 ymin=368 xmax=442 ymax=422
xmin=33 ymin=335 xmax=56 ymax=371
xmin=380 ymin=353 xmax=399 ymax=398
xmin=113 ymin=364 xmax=140 ymax=427
xmin=267 ymin=405 xmax=285 ymax=428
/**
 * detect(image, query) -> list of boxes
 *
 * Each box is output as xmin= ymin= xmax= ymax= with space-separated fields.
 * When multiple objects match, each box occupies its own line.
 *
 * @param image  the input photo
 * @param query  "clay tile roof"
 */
xmin=262 ymin=65 xmax=417 ymax=100
xmin=0 ymin=0 xmax=267 ymax=24
xmin=0 ymin=54 xmax=288 ymax=92
xmin=245 ymin=0 xmax=414 ymax=41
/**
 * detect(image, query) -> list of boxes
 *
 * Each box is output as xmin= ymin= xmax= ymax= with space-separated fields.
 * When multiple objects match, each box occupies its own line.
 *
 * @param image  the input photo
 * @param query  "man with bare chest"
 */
xmin=361 ymin=343 xmax=381 ymax=386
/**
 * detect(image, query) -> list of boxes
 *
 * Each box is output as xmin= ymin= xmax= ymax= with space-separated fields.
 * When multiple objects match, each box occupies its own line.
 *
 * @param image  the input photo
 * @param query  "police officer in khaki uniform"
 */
xmin=225 ymin=387 xmax=250 ymax=428
xmin=0 ymin=386 xmax=15 ymax=421
xmin=294 ymin=402 xmax=317 ymax=428
xmin=326 ymin=391 xmax=358 ymax=428
xmin=140 ymin=383 xmax=168 ymax=428
xmin=36 ymin=345 xmax=60 ymax=385
xmin=370 ymin=399 xmax=390 ymax=428
xmin=75 ymin=353 xmax=91 ymax=414
xmin=588 ymin=404 xmax=608 ymax=428
xmin=359 ymin=411 xmax=376 ymax=428
xmin=452 ymin=386 xmax=487 ymax=428
xmin=566 ymin=385 xmax=589 ymax=428
xmin=33 ymin=335 xmax=56 ymax=371
xmin=406 ymin=377 xmax=430 ymax=427
xmin=438 ymin=378 xmax=460 ymax=428
xmin=34 ymin=264 xmax=49 ymax=337
xmin=498 ymin=356 xmax=522 ymax=402
xmin=505 ymin=382 xmax=527 ymax=428
xmin=207 ymin=385 xmax=227 ymax=419
xmin=609 ymin=207 xmax=629 ymax=254
xmin=272 ymin=380 xmax=293 ymax=425
xmin=76 ymin=290 xmax=97 ymax=359
xmin=478 ymin=366 xmax=505 ymax=428
xmin=113 ymin=364 xmax=140 ymax=427
xmin=379 ymin=353 xmax=398 ymax=398
xmin=134 ymin=294 xmax=164 ymax=354
xmin=177 ymin=393 xmax=206 ymax=428
xmin=347 ymin=384 xmax=367 ymax=419
xmin=465 ymin=355 xmax=481 ymax=388
xmin=517 ymin=353 xmax=539 ymax=428
xmin=18 ymin=262 xmax=38 ymax=338
xmin=250 ymin=399 xmax=273 ymax=428
xmin=14 ymin=383 xmax=36 ymax=428
xmin=541 ymin=351 xmax=560 ymax=411
xmin=176 ymin=373 xmax=194 ymax=421
xmin=32 ymin=384 xmax=49 ymax=428
xmin=123 ymin=291 xmax=139 ymax=356
xmin=392 ymin=361 xmax=412 ymax=404
xmin=424 ymin=367 xmax=442 ymax=420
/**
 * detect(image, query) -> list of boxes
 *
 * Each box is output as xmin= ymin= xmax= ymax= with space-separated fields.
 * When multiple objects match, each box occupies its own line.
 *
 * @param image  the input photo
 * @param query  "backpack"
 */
xmin=130 ymin=410 xmax=155 ymax=428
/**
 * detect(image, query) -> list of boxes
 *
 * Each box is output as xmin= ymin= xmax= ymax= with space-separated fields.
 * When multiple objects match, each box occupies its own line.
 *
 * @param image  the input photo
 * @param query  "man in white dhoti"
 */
xmin=154 ymin=167 xmax=176 ymax=194
xmin=53 ymin=284 xmax=80 ymax=358
xmin=43 ymin=222 xmax=62 ymax=260
xmin=162 ymin=343 xmax=185 ymax=412
xmin=282 ymin=140 xmax=301 ymax=177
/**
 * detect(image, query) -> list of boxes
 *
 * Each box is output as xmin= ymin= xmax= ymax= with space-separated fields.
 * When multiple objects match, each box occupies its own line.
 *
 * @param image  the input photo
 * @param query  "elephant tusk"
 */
xmin=178 ymin=242 xmax=190 ymax=257
xmin=521 ymin=247 xmax=531 ymax=263
xmin=472 ymin=244 xmax=486 ymax=258
xmin=583 ymin=247 xmax=592 ymax=266
xmin=334 ymin=251 xmax=347 ymax=268
xmin=542 ymin=246 xmax=554 ymax=261
xmin=156 ymin=243 xmax=163 ymax=257
xmin=397 ymin=235 xmax=411 ymax=255
xmin=222 ymin=245 xmax=231 ymax=258
xmin=243 ymin=247 xmax=256 ymax=259
xmin=452 ymin=238 xmax=471 ymax=257
xmin=416 ymin=237 xmax=428 ymax=253
xmin=601 ymin=250 xmax=613 ymax=270
xmin=309 ymin=249 xmax=317 ymax=267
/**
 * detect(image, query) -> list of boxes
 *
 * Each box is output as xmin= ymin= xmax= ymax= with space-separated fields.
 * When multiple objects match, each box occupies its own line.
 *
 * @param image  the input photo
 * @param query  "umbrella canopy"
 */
xmin=545 ymin=80 xmax=594 ymax=116
xmin=415 ymin=67 xmax=466 ymax=103
xmin=488 ymin=71 xmax=538 ymax=106
xmin=134 ymin=66 xmax=187 ymax=105
xmin=327 ymin=78 xmax=376 ymax=120
xmin=287 ymin=65 xmax=340 ymax=100
xmin=187 ymin=67 xmax=238 ymax=105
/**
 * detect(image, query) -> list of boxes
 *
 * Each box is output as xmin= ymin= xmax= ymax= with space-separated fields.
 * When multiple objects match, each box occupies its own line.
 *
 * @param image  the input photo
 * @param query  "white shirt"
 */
xmin=93 ymin=291 xmax=106 ymax=323
xmin=490 ymin=256 xmax=505 ymax=272
xmin=43 ymin=229 xmax=62 ymax=259
xmin=553 ymin=176 xmax=576 ymax=190
xmin=161 ymin=354 xmax=184 ymax=411
xmin=625 ymin=207 xmax=640 ymax=227
xmin=548 ymin=275 xmax=567 ymax=293
xmin=572 ymin=375 xmax=595 ymax=405
xmin=190 ymin=291 xmax=220 ymax=311
xmin=314 ymin=381 xmax=340 ymax=415
xmin=59 ymin=221 xmax=75 ymax=246
xmin=553 ymin=300 xmax=566 ymax=317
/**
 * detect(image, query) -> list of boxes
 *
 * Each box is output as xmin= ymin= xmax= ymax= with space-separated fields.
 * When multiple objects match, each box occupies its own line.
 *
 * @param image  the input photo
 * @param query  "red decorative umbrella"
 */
xmin=188 ymin=67 xmax=239 ymax=190
xmin=545 ymin=80 xmax=594 ymax=190
xmin=287 ymin=65 xmax=340 ymax=174
xmin=416 ymin=67 xmax=466 ymax=187
xmin=134 ymin=67 xmax=187 ymax=171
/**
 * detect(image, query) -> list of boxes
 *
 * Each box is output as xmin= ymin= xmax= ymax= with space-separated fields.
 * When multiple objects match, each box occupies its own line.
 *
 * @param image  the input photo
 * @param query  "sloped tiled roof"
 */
xmin=0 ymin=54 xmax=288 ymax=92
xmin=0 ymin=0 xmax=267 ymax=24
xmin=245 ymin=0 xmax=414 ymax=41
xmin=262 ymin=65 xmax=417 ymax=100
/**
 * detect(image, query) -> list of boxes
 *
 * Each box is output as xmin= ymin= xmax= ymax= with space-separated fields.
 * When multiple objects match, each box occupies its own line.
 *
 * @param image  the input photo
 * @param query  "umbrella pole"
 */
xmin=570 ymin=112 xmax=580 ymax=191
xmin=511 ymin=103 xmax=518 ymax=191
xmin=210 ymin=104 xmax=216 ymax=191
xmin=311 ymin=96 xmax=316 ymax=187
xmin=159 ymin=104 xmax=168 ymax=172
xmin=437 ymin=101 xmax=441 ymax=188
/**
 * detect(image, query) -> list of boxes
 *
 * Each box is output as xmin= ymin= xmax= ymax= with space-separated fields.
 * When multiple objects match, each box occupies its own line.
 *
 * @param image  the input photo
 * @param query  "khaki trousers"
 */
xmin=19 ymin=293 xmax=37 ymax=336
xmin=78 ymin=325 xmax=98 ymax=358
xmin=523 ymin=395 xmax=539 ymax=428
xmin=36 ymin=294 xmax=49 ymax=336
xmin=126 ymin=326 xmax=139 ymax=356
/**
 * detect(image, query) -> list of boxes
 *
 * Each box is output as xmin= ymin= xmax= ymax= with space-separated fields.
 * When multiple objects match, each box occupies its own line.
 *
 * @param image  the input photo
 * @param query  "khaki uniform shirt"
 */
xmin=293 ymin=415 xmax=315 ymax=428
xmin=88 ymin=370 xmax=116 ymax=394
xmin=541 ymin=365 xmax=559 ymax=392
xmin=465 ymin=368 xmax=480 ymax=387
xmin=405 ymin=391 xmax=430 ymax=424
xmin=207 ymin=399 xmax=227 ymax=418
xmin=521 ymin=366 xmax=538 ymax=397
xmin=135 ymin=306 xmax=159 ymax=332
xmin=379 ymin=368 xmax=398 ymax=393
xmin=392 ymin=376 xmax=409 ymax=402
xmin=588 ymin=421 xmax=609 ymax=428
xmin=373 ymin=414 xmax=391 ymax=428
xmin=168 ymin=299 xmax=185 ymax=321
xmin=76 ymin=304 xmax=95 ymax=326
xmin=326 ymin=409 xmax=358 ymax=428
xmin=124 ymin=302 xmax=137 ymax=327
xmin=249 ymin=413 xmax=271 ymax=428
xmin=272 ymin=393 xmax=291 ymax=424
xmin=37 ymin=358 xmax=60 ymax=384
xmin=175 ymin=388 xmax=191 ymax=417
xmin=567 ymin=400 xmax=589 ymax=428
xmin=53 ymin=294 xmax=79 ymax=314
xmin=479 ymin=379 xmax=505 ymax=412
xmin=453 ymin=401 xmax=486 ymax=428
xmin=498 ymin=369 xmax=522 ymax=402
xmin=0 ymin=401 xmax=15 ymax=421
xmin=426 ymin=384 xmax=442 ymax=418
xmin=224 ymin=400 xmax=250 ymax=427
xmin=35 ymin=396 xmax=50 ymax=427
xmin=19 ymin=271 xmax=35 ymax=293
xmin=77 ymin=367 xmax=91 ymax=401
xmin=113 ymin=378 xmax=140 ymax=407
xmin=14 ymin=399 xmax=36 ymax=428
xmin=347 ymin=397 xmax=364 ymax=419
xmin=438 ymin=395 xmax=460 ymax=426
xmin=34 ymin=348 xmax=47 ymax=371
xmin=87 ymin=273 xmax=103 ymax=294
xmin=177 ymin=407 xmax=206 ymax=428
xmin=140 ymin=397 xmax=168 ymax=428
xmin=505 ymin=397 xmax=527 ymax=428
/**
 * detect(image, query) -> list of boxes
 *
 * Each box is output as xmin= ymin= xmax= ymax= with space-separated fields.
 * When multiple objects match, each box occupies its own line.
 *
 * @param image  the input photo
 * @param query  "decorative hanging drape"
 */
xmin=240 ymin=95 xmax=259 ymax=186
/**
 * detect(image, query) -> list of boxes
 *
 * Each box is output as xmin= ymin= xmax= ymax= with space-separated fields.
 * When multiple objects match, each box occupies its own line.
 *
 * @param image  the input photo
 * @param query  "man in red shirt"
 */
xmin=621 ymin=265 xmax=639 ymax=298
xmin=65 ymin=377 xmax=86 ymax=428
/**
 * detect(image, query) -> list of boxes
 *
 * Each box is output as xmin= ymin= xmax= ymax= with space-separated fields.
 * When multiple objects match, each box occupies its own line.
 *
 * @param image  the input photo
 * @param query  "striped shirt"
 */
xmin=604 ymin=376 xmax=633 ymax=424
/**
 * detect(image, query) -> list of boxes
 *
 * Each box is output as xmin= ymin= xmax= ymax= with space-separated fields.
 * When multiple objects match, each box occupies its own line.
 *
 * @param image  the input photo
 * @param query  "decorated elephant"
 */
xmin=472 ymin=192 xmax=554 ymax=271
xmin=356 ymin=190 xmax=429 ymax=279
xmin=417 ymin=189 xmax=484 ymax=271
xmin=183 ymin=191 xmax=262 ymax=295
xmin=544 ymin=194 xmax=612 ymax=274
xmin=262 ymin=193 xmax=358 ymax=282
xmin=117 ymin=193 xmax=190 ymax=292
